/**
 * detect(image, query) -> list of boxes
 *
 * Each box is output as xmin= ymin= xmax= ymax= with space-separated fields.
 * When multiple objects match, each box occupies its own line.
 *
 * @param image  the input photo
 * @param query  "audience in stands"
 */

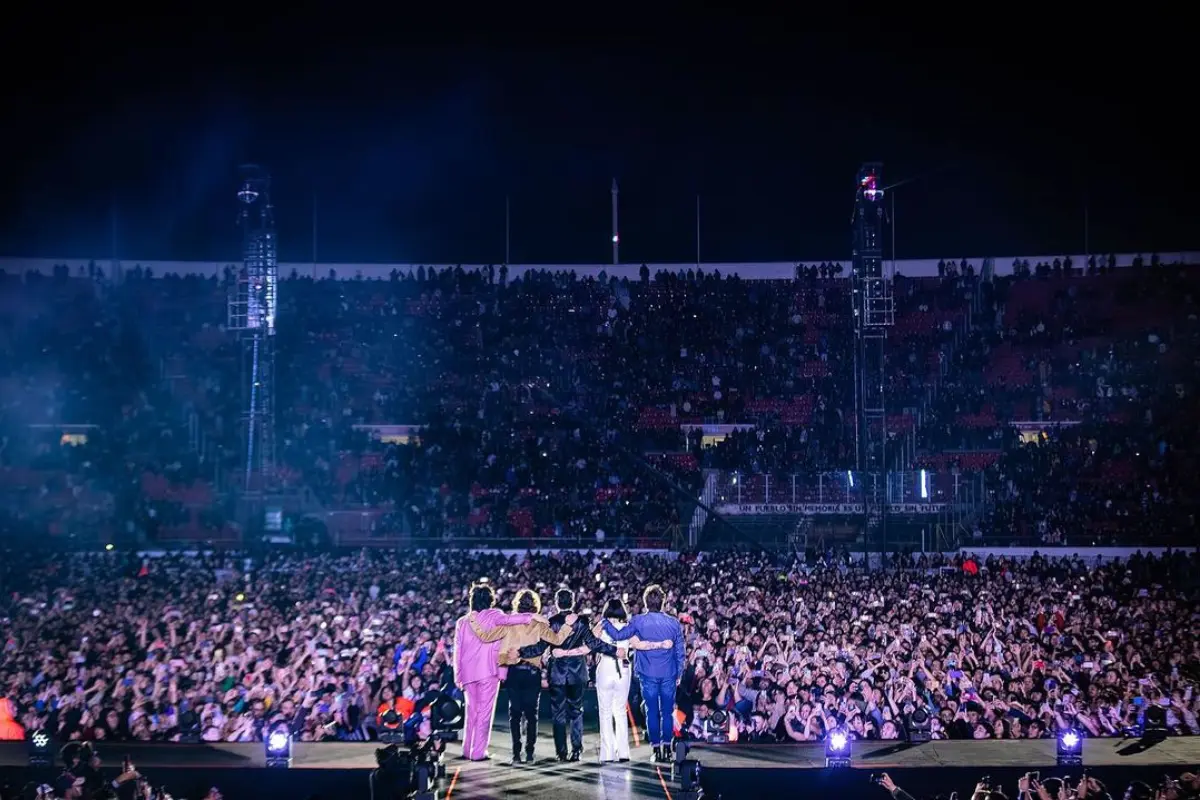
xmin=1 ymin=259 xmax=1195 ymax=551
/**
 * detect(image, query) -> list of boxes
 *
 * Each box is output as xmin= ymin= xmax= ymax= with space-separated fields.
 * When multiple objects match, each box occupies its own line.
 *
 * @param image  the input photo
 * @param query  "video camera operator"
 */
xmin=874 ymin=772 xmax=918 ymax=800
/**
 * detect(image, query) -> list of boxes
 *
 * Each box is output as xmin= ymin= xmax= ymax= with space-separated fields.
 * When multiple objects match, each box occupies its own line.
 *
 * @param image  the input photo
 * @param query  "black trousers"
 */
xmin=506 ymin=666 xmax=541 ymax=755
xmin=549 ymin=679 xmax=586 ymax=756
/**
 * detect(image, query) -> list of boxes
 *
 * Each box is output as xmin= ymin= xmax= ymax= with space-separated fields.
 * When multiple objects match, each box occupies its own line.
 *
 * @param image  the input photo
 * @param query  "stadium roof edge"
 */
xmin=1 ymin=253 xmax=1196 ymax=281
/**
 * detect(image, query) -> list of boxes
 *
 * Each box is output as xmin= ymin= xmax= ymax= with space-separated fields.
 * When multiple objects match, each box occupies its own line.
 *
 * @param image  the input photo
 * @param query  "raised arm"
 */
xmin=468 ymin=614 xmax=510 ymax=643
xmin=519 ymin=639 xmax=551 ymax=660
xmin=603 ymin=617 xmax=641 ymax=642
xmin=581 ymin=620 xmax=620 ymax=658
xmin=540 ymin=620 xmax=573 ymax=646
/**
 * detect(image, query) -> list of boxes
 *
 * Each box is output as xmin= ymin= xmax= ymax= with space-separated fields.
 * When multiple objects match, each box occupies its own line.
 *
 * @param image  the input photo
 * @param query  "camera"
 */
xmin=371 ymin=688 xmax=460 ymax=800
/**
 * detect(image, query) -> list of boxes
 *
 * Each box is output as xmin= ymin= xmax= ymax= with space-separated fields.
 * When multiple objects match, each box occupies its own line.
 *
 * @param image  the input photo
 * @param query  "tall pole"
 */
xmin=611 ymin=178 xmax=619 ymax=265
xmin=505 ymin=196 xmax=511 ymax=265
xmin=1083 ymin=194 xmax=1090 ymax=260
xmin=109 ymin=196 xmax=117 ymax=268
xmin=695 ymin=194 xmax=701 ymax=267
xmin=890 ymin=190 xmax=896 ymax=274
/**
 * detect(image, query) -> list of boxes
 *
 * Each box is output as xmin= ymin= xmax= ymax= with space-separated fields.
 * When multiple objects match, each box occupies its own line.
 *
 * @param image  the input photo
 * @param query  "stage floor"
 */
xmin=3 ymin=722 xmax=1197 ymax=800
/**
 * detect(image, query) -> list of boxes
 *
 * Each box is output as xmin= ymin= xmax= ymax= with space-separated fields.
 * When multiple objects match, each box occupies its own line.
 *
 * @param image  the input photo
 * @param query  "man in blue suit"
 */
xmin=601 ymin=584 xmax=685 ymax=763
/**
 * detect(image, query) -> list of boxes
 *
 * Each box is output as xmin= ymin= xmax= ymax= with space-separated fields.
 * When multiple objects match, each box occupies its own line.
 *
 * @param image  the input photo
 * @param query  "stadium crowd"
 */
xmin=1 ymin=547 xmax=1197 ymax=747
xmin=1 ymin=258 xmax=1196 ymax=552
xmin=875 ymin=769 xmax=1200 ymax=800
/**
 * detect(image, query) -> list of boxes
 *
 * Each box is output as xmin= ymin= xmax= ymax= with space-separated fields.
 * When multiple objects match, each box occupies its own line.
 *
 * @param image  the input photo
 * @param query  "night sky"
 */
xmin=1 ymin=15 xmax=1192 ymax=266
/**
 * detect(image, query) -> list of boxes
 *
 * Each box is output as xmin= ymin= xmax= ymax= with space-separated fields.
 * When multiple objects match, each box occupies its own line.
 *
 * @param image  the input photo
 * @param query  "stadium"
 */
xmin=2 ymin=24 xmax=1198 ymax=800
xmin=2 ymin=168 xmax=1198 ymax=799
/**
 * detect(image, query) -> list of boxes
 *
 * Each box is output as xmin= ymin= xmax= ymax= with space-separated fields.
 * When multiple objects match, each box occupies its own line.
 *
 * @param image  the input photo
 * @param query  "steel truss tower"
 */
xmin=850 ymin=163 xmax=894 ymax=554
xmin=227 ymin=165 xmax=278 ymax=492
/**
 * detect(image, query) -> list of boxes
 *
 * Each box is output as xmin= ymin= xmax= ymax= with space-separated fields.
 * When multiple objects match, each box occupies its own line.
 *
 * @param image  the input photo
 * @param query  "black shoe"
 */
xmin=556 ymin=753 xmax=569 ymax=763
xmin=510 ymin=752 xmax=524 ymax=765
xmin=568 ymin=751 xmax=581 ymax=762
xmin=618 ymin=757 xmax=630 ymax=763
xmin=651 ymin=746 xmax=662 ymax=763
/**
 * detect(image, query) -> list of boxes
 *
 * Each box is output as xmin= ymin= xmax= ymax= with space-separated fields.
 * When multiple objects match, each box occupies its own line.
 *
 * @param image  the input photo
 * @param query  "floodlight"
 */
xmin=265 ymin=728 xmax=292 ymax=768
xmin=1056 ymin=729 xmax=1082 ymax=766
xmin=825 ymin=730 xmax=851 ymax=768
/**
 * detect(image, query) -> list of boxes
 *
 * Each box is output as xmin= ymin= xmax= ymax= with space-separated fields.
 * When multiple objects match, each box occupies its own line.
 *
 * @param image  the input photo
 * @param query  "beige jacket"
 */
xmin=469 ymin=614 xmax=571 ymax=667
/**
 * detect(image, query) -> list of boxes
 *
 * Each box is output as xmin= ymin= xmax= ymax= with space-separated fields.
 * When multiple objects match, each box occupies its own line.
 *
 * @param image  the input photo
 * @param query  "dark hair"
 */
xmin=554 ymin=589 xmax=575 ymax=612
xmin=602 ymin=598 xmax=628 ymax=622
xmin=469 ymin=584 xmax=495 ymax=612
xmin=643 ymin=585 xmax=665 ymax=612
xmin=513 ymin=589 xmax=541 ymax=614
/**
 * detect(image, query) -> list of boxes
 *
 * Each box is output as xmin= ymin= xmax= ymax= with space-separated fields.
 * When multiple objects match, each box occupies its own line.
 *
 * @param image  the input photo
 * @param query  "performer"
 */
xmin=594 ymin=598 xmax=635 ymax=763
xmin=515 ymin=589 xmax=623 ymax=762
xmin=601 ymin=584 xmax=685 ymax=763
xmin=453 ymin=581 xmax=539 ymax=761
xmin=467 ymin=589 xmax=575 ymax=764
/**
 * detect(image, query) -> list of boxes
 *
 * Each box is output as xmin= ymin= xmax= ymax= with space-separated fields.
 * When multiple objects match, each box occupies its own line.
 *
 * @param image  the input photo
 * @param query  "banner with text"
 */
xmin=716 ymin=502 xmax=948 ymax=515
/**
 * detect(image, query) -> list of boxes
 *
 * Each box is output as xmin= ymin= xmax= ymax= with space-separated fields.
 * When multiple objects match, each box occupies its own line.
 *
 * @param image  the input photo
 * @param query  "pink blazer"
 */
xmin=453 ymin=608 xmax=533 ymax=685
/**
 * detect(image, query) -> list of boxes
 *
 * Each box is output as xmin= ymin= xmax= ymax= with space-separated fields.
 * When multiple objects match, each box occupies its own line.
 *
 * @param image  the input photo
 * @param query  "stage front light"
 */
xmin=1056 ymin=729 xmax=1082 ymax=766
xmin=28 ymin=730 xmax=53 ymax=766
xmin=265 ymin=728 xmax=292 ymax=768
xmin=825 ymin=730 xmax=851 ymax=768
xmin=907 ymin=707 xmax=932 ymax=744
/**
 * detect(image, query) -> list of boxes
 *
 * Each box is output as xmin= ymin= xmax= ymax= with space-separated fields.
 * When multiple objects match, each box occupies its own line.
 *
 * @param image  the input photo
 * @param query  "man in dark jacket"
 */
xmin=517 ymin=589 xmax=624 ymax=762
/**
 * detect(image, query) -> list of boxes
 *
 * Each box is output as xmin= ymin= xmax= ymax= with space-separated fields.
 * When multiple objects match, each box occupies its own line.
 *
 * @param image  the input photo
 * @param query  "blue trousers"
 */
xmin=640 ymin=676 xmax=677 ymax=746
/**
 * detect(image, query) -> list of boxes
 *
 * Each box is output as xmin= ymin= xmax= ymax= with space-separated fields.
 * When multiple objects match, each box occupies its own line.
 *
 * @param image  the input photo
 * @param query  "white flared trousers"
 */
xmin=595 ymin=658 xmax=632 ymax=761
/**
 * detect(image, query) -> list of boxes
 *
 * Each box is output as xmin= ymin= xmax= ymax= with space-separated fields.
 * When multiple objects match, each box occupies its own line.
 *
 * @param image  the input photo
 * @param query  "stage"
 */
xmin=2 ymin=727 xmax=1196 ymax=799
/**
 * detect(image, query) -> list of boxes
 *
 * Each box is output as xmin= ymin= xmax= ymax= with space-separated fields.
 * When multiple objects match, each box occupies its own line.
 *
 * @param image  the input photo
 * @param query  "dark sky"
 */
xmin=1 ymin=15 xmax=1192 ymax=266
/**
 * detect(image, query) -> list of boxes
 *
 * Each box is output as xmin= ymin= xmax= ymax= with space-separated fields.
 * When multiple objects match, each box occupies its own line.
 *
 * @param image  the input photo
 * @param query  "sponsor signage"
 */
xmin=716 ymin=502 xmax=948 ymax=515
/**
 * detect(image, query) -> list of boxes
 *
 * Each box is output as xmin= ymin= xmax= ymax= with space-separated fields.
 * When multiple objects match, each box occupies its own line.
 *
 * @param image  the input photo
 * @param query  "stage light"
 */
xmin=178 ymin=710 xmax=201 ymax=744
xmin=1143 ymin=703 xmax=1168 ymax=733
xmin=28 ymin=730 xmax=53 ymax=766
xmin=907 ymin=707 xmax=931 ymax=744
xmin=825 ymin=730 xmax=851 ymax=768
xmin=1056 ymin=729 xmax=1082 ymax=766
xmin=265 ymin=728 xmax=292 ymax=768
xmin=699 ymin=709 xmax=730 ymax=743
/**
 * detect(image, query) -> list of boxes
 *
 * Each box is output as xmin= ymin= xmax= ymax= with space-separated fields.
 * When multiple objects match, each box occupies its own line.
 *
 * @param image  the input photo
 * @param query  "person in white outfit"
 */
xmin=594 ymin=598 xmax=636 ymax=763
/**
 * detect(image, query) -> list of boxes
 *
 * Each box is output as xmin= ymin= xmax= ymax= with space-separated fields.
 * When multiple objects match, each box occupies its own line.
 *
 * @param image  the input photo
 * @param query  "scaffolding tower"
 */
xmin=851 ymin=163 xmax=894 ymax=555
xmin=227 ymin=164 xmax=278 ymax=492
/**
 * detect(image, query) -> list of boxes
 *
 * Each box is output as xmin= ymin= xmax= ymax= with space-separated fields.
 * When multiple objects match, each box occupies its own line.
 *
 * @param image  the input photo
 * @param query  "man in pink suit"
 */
xmin=454 ymin=582 xmax=542 ymax=761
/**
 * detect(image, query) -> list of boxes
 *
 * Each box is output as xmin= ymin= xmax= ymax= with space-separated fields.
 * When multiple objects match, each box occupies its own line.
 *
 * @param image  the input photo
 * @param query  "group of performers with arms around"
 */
xmin=452 ymin=582 xmax=685 ymax=766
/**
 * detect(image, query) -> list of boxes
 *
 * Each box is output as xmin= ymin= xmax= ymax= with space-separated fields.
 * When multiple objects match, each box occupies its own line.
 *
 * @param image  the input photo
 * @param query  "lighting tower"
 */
xmin=850 ymin=162 xmax=894 ymax=554
xmin=227 ymin=164 xmax=278 ymax=492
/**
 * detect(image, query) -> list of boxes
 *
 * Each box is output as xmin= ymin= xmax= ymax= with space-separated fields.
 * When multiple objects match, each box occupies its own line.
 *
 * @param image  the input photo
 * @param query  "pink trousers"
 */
xmin=461 ymin=678 xmax=501 ymax=760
